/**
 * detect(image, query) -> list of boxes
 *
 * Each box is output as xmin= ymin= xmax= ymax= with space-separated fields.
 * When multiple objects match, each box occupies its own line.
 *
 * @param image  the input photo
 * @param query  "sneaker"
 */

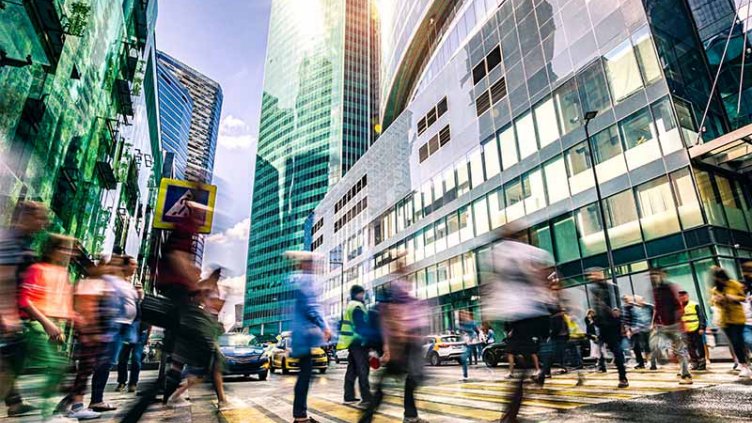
xmin=598 ymin=367 xmax=607 ymax=373
xmin=67 ymin=407 xmax=101 ymax=420
xmin=739 ymin=367 xmax=751 ymax=378
xmin=358 ymin=401 xmax=372 ymax=409
xmin=679 ymin=376 xmax=693 ymax=385
xmin=618 ymin=379 xmax=629 ymax=388
xmin=649 ymin=365 xmax=657 ymax=371
xmin=575 ymin=372 xmax=585 ymax=387
xmin=218 ymin=398 xmax=245 ymax=411
xmin=733 ymin=362 xmax=739 ymax=371
xmin=403 ymin=418 xmax=429 ymax=423
xmin=166 ymin=397 xmax=190 ymax=408
xmin=44 ymin=415 xmax=78 ymax=423
xmin=634 ymin=364 xmax=645 ymax=370
xmin=7 ymin=403 xmax=36 ymax=417
xmin=116 ymin=383 xmax=126 ymax=393
xmin=89 ymin=402 xmax=117 ymax=412
xmin=128 ymin=384 xmax=137 ymax=393
xmin=503 ymin=373 xmax=515 ymax=380
xmin=343 ymin=397 xmax=360 ymax=404
xmin=696 ymin=363 xmax=707 ymax=371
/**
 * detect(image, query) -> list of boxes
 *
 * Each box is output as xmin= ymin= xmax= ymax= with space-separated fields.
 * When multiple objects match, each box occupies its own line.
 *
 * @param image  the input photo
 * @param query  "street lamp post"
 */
xmin=583 ymin=111 xmax=618 ymax=283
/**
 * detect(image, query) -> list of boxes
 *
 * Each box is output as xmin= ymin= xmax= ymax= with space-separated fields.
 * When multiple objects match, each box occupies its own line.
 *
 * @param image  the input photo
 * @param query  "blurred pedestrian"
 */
xmin=480 ymin=228 xmax=554 ymax=422
xmin=18 ymin=234 xmax=76 ymax=420
xmin=287 ymin=251 xmax=331 ymax=423
xmin=678 ymin=290 xmax=706 ymax=371
xmin=337 ymin=284 xmax=372 ymax=406
xmin=649 ymin=266 xmax=692 ymax=384
xmin=587 ymin=268 xmax=629 ymax=388
xmin=116 ymin=280 xmax=148 ymax=393
xmin=459 ymin=309 xmax=477 ymax=380
xmin=625 ymin=295 xmax=653 ymax=370
xmin=537 ymin=275 xmax=570 ymax=384
xmin=742 ymin=261 xmax=752 ymax=356
xmin=0 ymin=200 xmax=47 ymax=417
xmin=710 ymin=266 xmax=750 ymax=378
xmin=359 ymin=258 xmax=428 ymax=423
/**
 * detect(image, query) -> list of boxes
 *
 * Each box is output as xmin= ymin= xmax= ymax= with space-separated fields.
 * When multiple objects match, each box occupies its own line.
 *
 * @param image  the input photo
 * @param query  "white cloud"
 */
xmin=206 ymin=217 xmax=250 ymax=245
xmin=217 ymin=115 xmax=256 ymax=150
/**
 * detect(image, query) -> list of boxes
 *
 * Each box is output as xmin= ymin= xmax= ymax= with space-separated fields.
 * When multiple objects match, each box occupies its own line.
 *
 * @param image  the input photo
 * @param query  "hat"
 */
xmin=350 ymin=284 xmax=365 ymax=298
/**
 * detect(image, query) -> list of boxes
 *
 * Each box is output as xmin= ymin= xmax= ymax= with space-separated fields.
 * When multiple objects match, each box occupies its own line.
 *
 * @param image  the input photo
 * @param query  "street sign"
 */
xmin=153 ymin=178 xmax=217 ymax=233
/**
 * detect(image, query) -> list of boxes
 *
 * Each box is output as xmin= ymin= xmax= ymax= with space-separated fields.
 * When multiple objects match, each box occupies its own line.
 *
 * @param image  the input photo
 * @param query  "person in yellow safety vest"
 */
xmin=337 ymin=285 xmax=372 ymax=405
xmin=678 ymin=290 xmax=707 ymax=371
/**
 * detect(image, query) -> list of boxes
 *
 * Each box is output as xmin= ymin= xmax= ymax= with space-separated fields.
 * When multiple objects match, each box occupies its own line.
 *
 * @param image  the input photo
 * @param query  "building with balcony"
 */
xmin=309 ymin=0 xmax=752 ymax=334
xmin=244 ymin=0 xmax=381 ymax=334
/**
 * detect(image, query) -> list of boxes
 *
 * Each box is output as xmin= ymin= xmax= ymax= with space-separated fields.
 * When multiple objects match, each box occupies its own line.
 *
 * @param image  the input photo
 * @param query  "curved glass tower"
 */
xmin=156 ymin=53 xmax=192 ymax=179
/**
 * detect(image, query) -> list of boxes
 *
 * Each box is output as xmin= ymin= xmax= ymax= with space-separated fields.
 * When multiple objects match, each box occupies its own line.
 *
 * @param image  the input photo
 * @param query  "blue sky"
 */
xmin=156 ymin=0 xmax=272 ymax=311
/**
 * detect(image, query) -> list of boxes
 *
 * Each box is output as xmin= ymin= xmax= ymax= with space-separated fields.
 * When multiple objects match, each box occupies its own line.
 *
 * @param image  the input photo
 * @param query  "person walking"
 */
xmin=116 ymin=281 xmax=148 ymax=393
xmin=710 ymin=266 xmax=751 ymax=378
xmin=459 ymin=310 xmax=477 ymax=380
xmin=337 ymin=284 xmax=372 ymax=406
xmin=742 ymin=261 xmax=752 ymax=357
xmin=678 ymin=290 xmax=706 ymax=371
xmin=649 ymin=266 xmax=693 ymax=384
xmin=587 ymin=268 xmax=629 ymax=388
xmin=0 ymin=201 xmax=48 ymax=417
xmin=537 ymin=275 xmax=570 ymax=384
xmin=287 ymin=251 xmax=331 ymax=423
xmin=359 ymin=258 xmax=428 ymax=423
xmin=628 ymin=296 xmax=654 ymax=370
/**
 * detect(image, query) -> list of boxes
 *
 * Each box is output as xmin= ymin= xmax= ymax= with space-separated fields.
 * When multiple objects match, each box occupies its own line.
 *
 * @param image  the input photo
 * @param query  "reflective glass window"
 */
xmin=632 ymin=27 xmax=662 ymax=85
xmin=577 ymin=60 xmax=611 ymax=114
xmin=499 ymin=125 xmax=519 ymax=169
xmin=534 ymin=97 xmax=560 ymax=148
xmin=603 ymin=190 xmax=642 ymax=249
xmin=544 ymin=156 xmax=570 ymax=204
xmin=504 ymin=178 xmax=525 ymax=222
xmin=416 ymin=269 xmax=426 ymax=299
xmin=530 ymin=223 xmax=554 ymax=257
xmin=716 ymin=175 xmax=749 ymax=231
xmin=469 ymin=148 xmax=486 ymax=188
xmin=554 ymin=78 xmax=582 ymax=134
xmin=447 ymin=212 xmax=460 ymax=247
xmin=435 ymin=218 xmax=447 ymax=253
xmin=473 ymin=197 xmax=490 ymax=235
xmin=421 ymin=181 xmax=434 ymax=215
xmin=425 ymin=265 xmax=437 ymax=299
xmin=553 ymin=213 xmax=581 ymax=262
xmin=516 ymin=112 xmax=538 ymax=159
xmin=670 ymin=168 xmax=703 ymax=229
xmin=437 ymin=261 xmax=450 ymax=296
xmin=523 ymin=169 xmax=546 ymax=214
xmin=483 ymin=138 xmax=501 ymax=178
xmin=424 ymin=223 xmax=435 ymax=257
xmin=463 ymin=252 xmax=477 ymax=288
xmin=694 ymin=170 xmax=726 ymax=226
xmin=459 ymin=206 xmax=475 ymax=242
xmin=433 ymin=176 xmax=444 ymax=209
xmin=449 ymin=256 xmax=464 ymax=292
xmin=576 ymin=203 xmax=606 ymax=256
xmin=591 ymin=125 xmax=627 ymax=182
xmin=414 ymin=227 xmax=425 ymax=261
xmin=604 ymin=39 xmax=643 ymax=102
xmin=443 ymin=166 xmax=457 ymax=203
xmin=635 ymin=176 xmax=681 ymax=240
xmin=620 ymin=108 xmax=661 ymax=170
xmin=566 ymin=141 xmax=595 ymax=194
xmin=456 ymin=159 xmax=471 ymax=196
xmin=488 ymin=188 xmax=506 ymax=228
xmin=651 ymin=98 xmax=684 ymax=154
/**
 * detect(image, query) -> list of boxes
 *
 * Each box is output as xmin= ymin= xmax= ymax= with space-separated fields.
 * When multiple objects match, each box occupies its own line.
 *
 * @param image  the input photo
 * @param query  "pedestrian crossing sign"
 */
xmin=153 ymin=178 xmax=217 ymax=233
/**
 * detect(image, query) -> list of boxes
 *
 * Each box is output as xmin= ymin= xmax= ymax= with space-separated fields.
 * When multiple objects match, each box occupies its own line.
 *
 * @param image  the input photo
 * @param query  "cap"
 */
xmin=350 ymin=284 xmax=365 ymax=298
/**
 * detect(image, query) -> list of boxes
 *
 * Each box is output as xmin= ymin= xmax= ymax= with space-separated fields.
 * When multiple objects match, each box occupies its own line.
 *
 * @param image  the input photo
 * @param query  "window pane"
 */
xmin=554 ymin=78 xmax=582 ymax=134
xmin=424 ymin=224 xmax=435 ymax=257
xmin=620 ymin=108 xmax=661 ymax=170
xmin=416 ymin=269 xmax=426 ymax=299
xmin=488 ymin=188 xmax=506 ymax=228
xmin=463 ymin=252 xmax=477 ymax=288
xmin=473 ymin=197 xmax=490 ymax=235
xmin=449 ymin=257 xmax=464 ymax=292
xmin=504 ymin=178 xmax=525 ymax=222
xmin=576 ymin=203 xmax=606 ymax=256
xmin=652 ymin=98 xmax=683 ymax=154
xmin=459 ymin=206 xmax=475 ymax=242
xmin=670 ymin=168 xmax=703 ymax=229
xmin=447 ymin=212 xmax=460 ymax=247
xmin=425 ymin=265 xmax=437 ymax=298
xmin=603 ymin=190 xmax=642 ymax=249
xmin=530 ymin=224 xmax=554 ymax=257
xmin=553 ymin=213 xmax=581 ymax=262
xmin=435 ymin=219 xmax=447 ymax=253
xmin=591 ymin=124 xmax=627 ymax=182
xmin=523 ymin=169 xmax=546 ymax=214
xmin=632 ymin=27 xmax=662 ymax=85
xmin=716 ymin=175 xmax=749 ymax=231
xmin=483 ymin=138 xmax=501 ymax=178
xmin=566 ymin=141 xmax=594 ymax=194
xmin=433 ymin=176 xmax=444 ymax=208
xmin=515 ymin=112 xmax=538 ymax=159
xmin=414 ymin=228 xmax=425 ymax=261
xmin=604 ymin=39 xmax=643 ymax=102
xmin=469 ymin=148 xmax=485 ymax=188
xmin=499 ymin=125 xmax=519 ymax=169
xmin=534 ymin=97 xmax=560 ymax=148
xmin=577 ymin=60 xmax=611 ymax=114
xmin=421 ymin=181 xmax=433 ymax=215
xmin=544 ymin=156 xmax=570 ymax=204
xmin=635 ymin=176 xmax=681 ymax=240
xmin=437 ymin=261 xmax=450 ymax=296
xmin=456 ymin=159 xmax=470 ymax=196
xmin=443 ymin=166 xmax=457 ymax=202
xmin=694 ymin=170 xmax=726 ymax=226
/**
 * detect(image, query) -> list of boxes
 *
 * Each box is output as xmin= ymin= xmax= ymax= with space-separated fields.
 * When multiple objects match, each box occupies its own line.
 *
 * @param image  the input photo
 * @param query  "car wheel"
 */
xmin=483 ymin=350 xmax=498 ymax=368
xmin=282 ymin=359 xmax=290 ymax=375
xmin=319 ymin=368 xmax=327 ymax=374
xmin=258 ymin=370 xmax=268 ymax=381
xmin=430 ymin=352 xmax=440 ymax=367
xmin=269 ymin=361 xmax=276 ymax=373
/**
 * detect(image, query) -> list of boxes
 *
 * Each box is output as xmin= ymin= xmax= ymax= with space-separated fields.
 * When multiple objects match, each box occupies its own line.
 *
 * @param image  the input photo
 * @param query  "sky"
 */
xmin=156 ymin=0 xmax=272 ymax=326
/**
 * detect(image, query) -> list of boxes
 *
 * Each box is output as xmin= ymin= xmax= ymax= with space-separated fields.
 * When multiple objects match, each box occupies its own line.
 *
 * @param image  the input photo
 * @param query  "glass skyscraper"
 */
xmin=244 ymin=0 xmax=380 ymax=334
xmin=156 ymin=52 xmax=192 ymax=179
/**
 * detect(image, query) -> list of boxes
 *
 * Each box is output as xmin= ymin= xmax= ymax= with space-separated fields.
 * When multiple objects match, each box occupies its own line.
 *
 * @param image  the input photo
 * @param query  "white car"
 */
xmin=335 ymin=348 xmax=349 ymax=364
xmin=423 ymin=335 xmax=466 ymax=366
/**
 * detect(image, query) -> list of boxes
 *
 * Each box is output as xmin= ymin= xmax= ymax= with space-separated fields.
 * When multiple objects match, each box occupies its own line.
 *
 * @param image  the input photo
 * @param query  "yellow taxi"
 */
xmin=268 ymin=331 xmax=329 ymax=374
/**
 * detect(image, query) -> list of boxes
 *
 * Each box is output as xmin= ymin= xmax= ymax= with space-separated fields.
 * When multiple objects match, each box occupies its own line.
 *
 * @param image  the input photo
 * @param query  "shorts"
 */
xmin=506 ymin=316 xmax=550 ymax=355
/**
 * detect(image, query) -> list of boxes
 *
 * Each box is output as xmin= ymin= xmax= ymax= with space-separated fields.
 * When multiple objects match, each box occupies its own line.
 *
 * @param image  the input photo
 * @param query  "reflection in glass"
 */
xmin=499 ymin=125 xmax=519 ymax=169
xmin=632 ymin=27 xmax=662 ymax=85
xmin=523 ymin=169 xmax=546 ymax=214
xmin=488 ymin=188 xmax=506 ymax=229
xmin=516 ymin=112 xmax=538 ymax=159
xmin=459 ymin=206 xmax=474 ymax=242
xmin=534 ymin=97 xmax=560 ymax=148
xmin=592 ymin=125 xmax=627 ymax=182
xmin=447 ymin=212 xmax=460 ymax=247
xmin=604 ymin=39 xmax=643 ymax=102
xmin=566 ymin=142 xmax=594 ymax=194
xmin=670 ymin=168 xmax=703 ymax=229
xmin=553 ymin=213 xmax=581 ymax=262
xmin=544 ymin=156 xmax=570 ymax=204
xmin=694 ymin=170 xmax=726 ymax=227
xmin=473 ymin=197 xmax=490 ymax=235
xmin=603 ymin=190 xmax=642 ymax=249
xmin=456 ymin=159 xmax=470 ymax=196
xmin=577 ymin=60 xmax=611 ymax=114
xmin=504 ymin=178 xmax=525 ymax=221
xmin=483 ymin=138 xmax=501 ymax=178
xmin=555 ymin=79 xmax=582 ymax=134
xmin=636 ymin=176 xmax=681 ymax=240
xmin=716 ymin=175 xmax=749 ymax=231
xmin=576 ymin=203 xmax=606 ymax=256
xmin=651 ymin=98 xmax=683 ymax=154
xmin=469 ymin=148 xmax=485 ymax=188
xmin=620 ymin=108 xmax=661 ymax=169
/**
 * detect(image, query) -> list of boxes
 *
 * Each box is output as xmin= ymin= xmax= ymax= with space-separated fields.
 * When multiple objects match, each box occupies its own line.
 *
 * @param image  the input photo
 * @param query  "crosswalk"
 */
xmin=217 ymin=367 xmax=741 ymax=423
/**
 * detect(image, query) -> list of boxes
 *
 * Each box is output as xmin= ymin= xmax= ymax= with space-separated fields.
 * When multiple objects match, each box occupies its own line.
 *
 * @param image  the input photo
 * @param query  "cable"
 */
xmin=737 ymin=0 xmax=751 ymax=116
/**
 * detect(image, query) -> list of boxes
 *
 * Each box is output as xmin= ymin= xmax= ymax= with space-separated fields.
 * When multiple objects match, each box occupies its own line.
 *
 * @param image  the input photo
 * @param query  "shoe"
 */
xmin=739 ymin=367 xmax=752 ymax=378
xmin=7 ymin=403 xmax=36 ymax=417
xmin=67 ymin=407 xmax=101 ymax=420
xmin=634 ymin=364 xmax=645 ymax=370
xmin=128 ymin=384 xmax=137 ymax=393
xmin=358 ymin=401 xmax=372 ymax=409
xmin=166 ymin=397 xmax=190 ymax=408
xmin=575 ymin=373 xmax=585 ymax=387
xmin=116 ymin=383 xmax=126 ymax=392
xmin=292 ymin=418 xmax=320 ymax=423
xmin=218 ymin=398 xmax=245 ymax=411
xmin=44 ymin=415 xmax=78 ymax=423
xmin=403 ymin=418 xmax=429 ymax=423
xmin=459 ymin=376 xmax=469 ymax=381
xmin=89 ymin=402 xmax=117 ymax=412
xmin=504 ymin=373 xmax=515 ymax=380
xmin=733 ymin=362 xmax=739 ymax=371
xmin=649 ymin=365 xmax=657 ymax=371
xmin=343 ymin=397 xmax=360 ymax=404
xmin=679 ymin=376 xmax=693 ymax=385
xmin=618 ymin=379 xmax=629 ymax=388
xmin=696 ymin=363 xmax=707 ymax=371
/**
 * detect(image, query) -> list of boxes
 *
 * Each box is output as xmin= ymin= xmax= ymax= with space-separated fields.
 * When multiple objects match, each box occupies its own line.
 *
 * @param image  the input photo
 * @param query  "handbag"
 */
xmin=139 ymin=294 xmax=175 ymax=329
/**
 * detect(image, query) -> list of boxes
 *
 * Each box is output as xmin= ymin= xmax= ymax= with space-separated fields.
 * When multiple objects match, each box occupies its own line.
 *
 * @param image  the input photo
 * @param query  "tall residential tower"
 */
xmin=244 ymin=0 xmax=380 ymax=334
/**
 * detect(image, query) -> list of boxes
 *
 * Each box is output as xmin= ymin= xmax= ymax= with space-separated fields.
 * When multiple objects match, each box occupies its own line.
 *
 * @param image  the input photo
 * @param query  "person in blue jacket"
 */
xmin=287 ymin=251 xmax=331 ymax=423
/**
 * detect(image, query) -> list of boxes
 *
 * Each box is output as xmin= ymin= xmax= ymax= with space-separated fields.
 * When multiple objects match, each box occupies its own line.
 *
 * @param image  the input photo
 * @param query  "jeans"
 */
xmin=117 ymin=340 xmax=144 ymax=386
xmin=685 ymin=330 xmax=706 ymax=366
xmin=293 ymin=354 xmax=313 ymax=418
xmin=360 ymin=340 xmax=422 ymax=423
xmin=344 ymin=344 xmax=371 ymax=402
xmin=91 ymin=324 xmax=127 ymax=404
xmin=2 ymin=332 xmax=25 ymax=407
xmin=461 ymin=345 xmax=471 ymax=378
xmin=598 ymin=325 xmax=627 ymax=381
xmin=631 ymin=332 xmax=650 ymax=366
xmin=650 ymin=323 xmax=691 ymax=377
xmin=723 ymin=324 xmax=748 ymax=365
xmin=744 ymin=325 xmax=752 ymax=354
xmin=539 ymin=336 xmax=568 ymax=380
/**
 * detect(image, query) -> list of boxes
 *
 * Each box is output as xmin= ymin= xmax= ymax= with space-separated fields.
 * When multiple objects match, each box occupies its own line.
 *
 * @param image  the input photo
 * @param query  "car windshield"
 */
xmin=441 ymin=336 xmax=461 ymax=343
xmin=219 ymin=334 xmax=257 ymax=347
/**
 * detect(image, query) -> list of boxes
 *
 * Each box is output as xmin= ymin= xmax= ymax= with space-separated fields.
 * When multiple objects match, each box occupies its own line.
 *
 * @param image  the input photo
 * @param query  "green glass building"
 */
xmin=244 ymin=0 xmax=380 ymax=334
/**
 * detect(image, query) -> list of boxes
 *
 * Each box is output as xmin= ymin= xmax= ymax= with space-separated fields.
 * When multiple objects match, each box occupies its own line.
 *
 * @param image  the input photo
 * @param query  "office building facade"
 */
xmin=309 ymin=0 xmax=752 ymax=333
xmin=156 ymin=53 xmax=193 ymax=180
xmin=244 ymin=0 xmax=380 ymax=333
